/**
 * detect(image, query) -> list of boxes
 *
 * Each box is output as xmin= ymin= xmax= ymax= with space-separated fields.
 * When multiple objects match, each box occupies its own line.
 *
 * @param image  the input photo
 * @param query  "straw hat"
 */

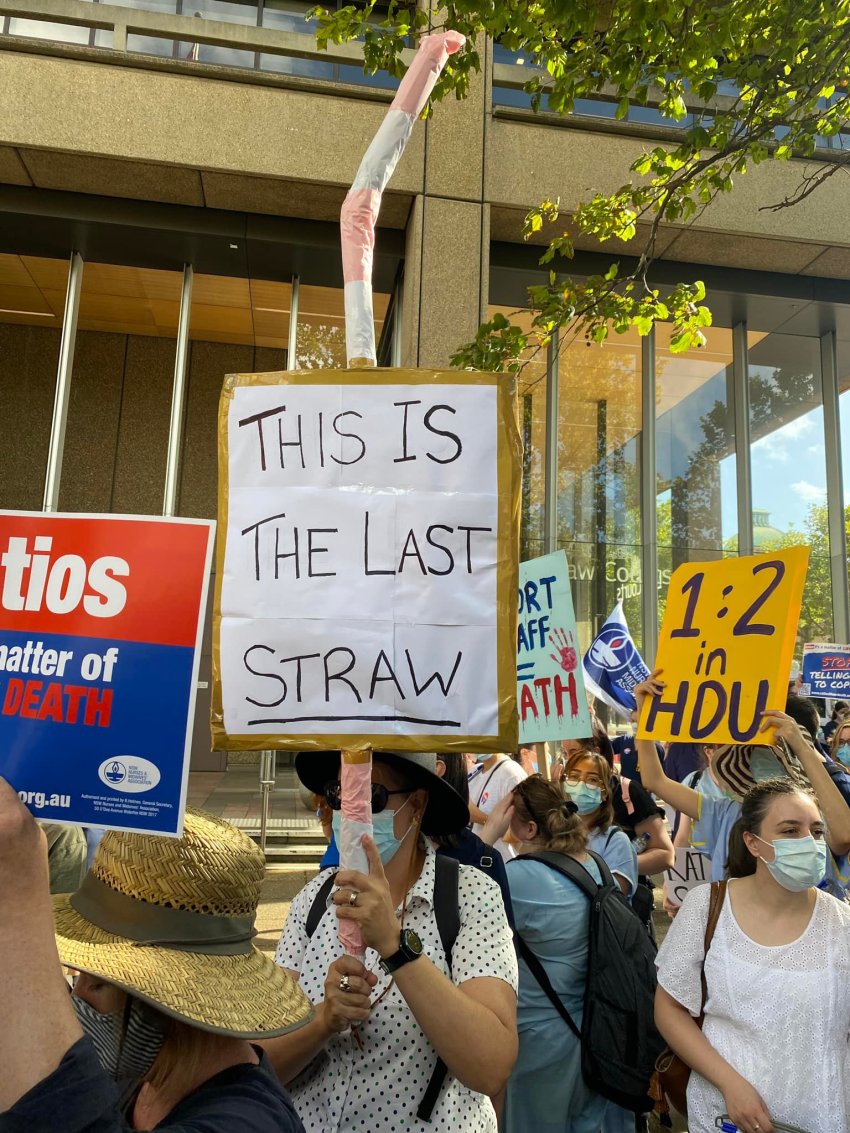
xmin=53 ymin=809 xmax=312 ymax=1039
xmin=295 ymin=750 xmax=469 ymax=836
xmin=712 ymin=738 xmax=812 ymax=799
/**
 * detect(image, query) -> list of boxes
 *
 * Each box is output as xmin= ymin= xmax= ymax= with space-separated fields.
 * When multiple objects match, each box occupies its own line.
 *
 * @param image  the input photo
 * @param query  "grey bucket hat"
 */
xmin=295 ymin=750 xmax=469 ymax=836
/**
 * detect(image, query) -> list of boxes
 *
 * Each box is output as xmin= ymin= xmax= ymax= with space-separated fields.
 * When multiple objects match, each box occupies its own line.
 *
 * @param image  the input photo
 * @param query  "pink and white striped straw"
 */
xmin=341 ymin=30 xmax=466 ymax=366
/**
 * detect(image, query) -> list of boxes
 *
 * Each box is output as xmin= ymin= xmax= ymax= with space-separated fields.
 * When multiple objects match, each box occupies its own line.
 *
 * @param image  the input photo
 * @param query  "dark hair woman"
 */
xmin=655 ymin=778 xmax=850 ymax=1133
xmin=267 ymin=750 xmax=519 ymax=1133
xmin=563 ymin=750 xmax=637 ymax=900
xmin=487 ymin=775 xmax=608 ymax=1133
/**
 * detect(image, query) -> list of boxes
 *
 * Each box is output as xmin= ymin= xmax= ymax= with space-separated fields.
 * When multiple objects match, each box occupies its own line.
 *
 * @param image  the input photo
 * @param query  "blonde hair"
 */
xmin=564 ymin=750 xmax=615 ymax=833
xmin=144 ymin=1016 xmax=227 ymax=1092
xmin=511 ymin=775 xmax=588 ymax=856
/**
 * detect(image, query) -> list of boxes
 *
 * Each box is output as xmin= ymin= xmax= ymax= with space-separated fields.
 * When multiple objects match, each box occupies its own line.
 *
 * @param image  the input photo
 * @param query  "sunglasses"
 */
xmin=324 ymin=780 xmax=412 ymax=814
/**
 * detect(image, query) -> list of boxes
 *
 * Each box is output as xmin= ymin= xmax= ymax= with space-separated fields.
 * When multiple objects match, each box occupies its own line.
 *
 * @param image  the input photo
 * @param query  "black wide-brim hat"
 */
xmin=295 ymin=750 xmax=469 ymax=836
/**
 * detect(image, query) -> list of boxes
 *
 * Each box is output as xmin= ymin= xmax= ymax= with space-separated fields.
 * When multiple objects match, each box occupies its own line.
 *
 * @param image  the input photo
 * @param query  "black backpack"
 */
xmin=305 ymin=854 xmax=459 ymax=1123
xmin=513 ymin=850 xmax=664 ymax=1112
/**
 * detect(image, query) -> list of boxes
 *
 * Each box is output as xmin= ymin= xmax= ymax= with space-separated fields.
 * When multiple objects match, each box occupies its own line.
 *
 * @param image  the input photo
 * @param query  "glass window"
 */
xmin=0 ymin=254 xmax=68 ymax=510
xmin=59 ymin=263 xmax=184 ymax=515
xmin=101 ymin=0 xmax=178 ymax=10
xmin=183 ymin=0 xmax=258 ymax=22
xmin=749 ymin=331 xmax=833 ymax=642
xmin=127 ymin=32 xmax=177 ymax=57
xmin=7 ymin=18 xmax=92 ymax=45
xmin=294 ymin=284 xmax=389 ymax=370
xmin=556 ymin=327 xmax=643 ymax=651
xmin=486 ymin=306 xmax=548 ymax=563
xmin=837 ymin=344 xmax=850 ymax=617
xmin=655 ymin=325 xmax=737 ymax=624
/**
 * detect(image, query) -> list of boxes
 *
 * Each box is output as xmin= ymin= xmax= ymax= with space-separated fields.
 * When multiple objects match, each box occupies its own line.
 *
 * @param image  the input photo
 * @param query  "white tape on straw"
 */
xmin=344 ymin=280 xmax=376 ymax=366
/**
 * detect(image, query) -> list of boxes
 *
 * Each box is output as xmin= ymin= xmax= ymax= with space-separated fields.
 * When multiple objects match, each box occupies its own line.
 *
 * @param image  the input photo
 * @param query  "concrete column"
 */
xmin=401 ymin=37 xmax=491 ymax=368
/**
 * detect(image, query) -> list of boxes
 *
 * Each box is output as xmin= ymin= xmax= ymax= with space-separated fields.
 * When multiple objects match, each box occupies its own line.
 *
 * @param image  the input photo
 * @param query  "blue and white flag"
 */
xmin=582 ymin=602 xmax=649 ymax=718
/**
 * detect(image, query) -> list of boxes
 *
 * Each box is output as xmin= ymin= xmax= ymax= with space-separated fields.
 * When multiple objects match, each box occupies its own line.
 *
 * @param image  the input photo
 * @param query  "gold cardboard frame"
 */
xmin=211 ymin=368 xmax=521 ymax=754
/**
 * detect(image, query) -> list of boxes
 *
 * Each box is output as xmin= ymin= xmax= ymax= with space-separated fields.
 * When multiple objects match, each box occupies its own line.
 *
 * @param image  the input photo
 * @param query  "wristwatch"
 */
xmin=379 ymin=928 xmax=424 ymax=974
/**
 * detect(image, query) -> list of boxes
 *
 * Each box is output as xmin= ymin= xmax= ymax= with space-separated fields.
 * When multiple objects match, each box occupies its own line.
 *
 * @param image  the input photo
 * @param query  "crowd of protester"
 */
xmin=2 ymin=678 xmax=850 ymax=1133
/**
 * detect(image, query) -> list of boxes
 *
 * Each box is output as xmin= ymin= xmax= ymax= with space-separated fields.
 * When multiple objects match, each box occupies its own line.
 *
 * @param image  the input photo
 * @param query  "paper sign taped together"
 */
xmin=213 ymin=369 xmax=521 ymax=753
xmin=638 ymin=547 xmax=809 ymax=745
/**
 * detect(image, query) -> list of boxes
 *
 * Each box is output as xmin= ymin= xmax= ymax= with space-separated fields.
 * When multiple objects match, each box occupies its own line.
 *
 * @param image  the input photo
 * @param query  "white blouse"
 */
xmin=656 ymin=881 xmax=850 ymax=1133
xmin=275 ymin=843 xmax=518 ymax=1132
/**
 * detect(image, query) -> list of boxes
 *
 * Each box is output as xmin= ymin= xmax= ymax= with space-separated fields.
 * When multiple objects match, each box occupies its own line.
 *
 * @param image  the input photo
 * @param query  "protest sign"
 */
xmin=517 ymin=551 xmax=591 ymax=742
xmin=802 ymin=643 xmax=850 ymax=697
xmin=638 ymin=547 xmax=809 ymax=745
xmin=213 ymin=369 xmax=521 ymax=752
xmin=0 ymin=511 xmax=214 ymax=835
xmin=663 ymin=847 xmax=711 ymax=907
xmin=582 ymin=601 xmax=649 ymax=718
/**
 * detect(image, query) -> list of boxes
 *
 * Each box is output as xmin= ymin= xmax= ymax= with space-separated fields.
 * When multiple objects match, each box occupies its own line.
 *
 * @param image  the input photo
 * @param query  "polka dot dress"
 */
xmin=276 ymin=844 xmax=518 ymax=1131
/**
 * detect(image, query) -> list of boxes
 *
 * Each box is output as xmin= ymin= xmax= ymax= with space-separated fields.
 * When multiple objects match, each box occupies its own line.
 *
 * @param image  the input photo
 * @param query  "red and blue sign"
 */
xmin=0 ymin=511 xmax=214 ymax=836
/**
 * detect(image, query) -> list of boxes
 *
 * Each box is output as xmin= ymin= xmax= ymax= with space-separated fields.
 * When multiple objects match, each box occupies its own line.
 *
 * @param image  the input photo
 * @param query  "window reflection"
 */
xmin=655 ymin=325 xmax=737 ymax=627
xmin=556 ymin=328 xmax=643 ymax=649
xmin=748 ymin=331 xmax=832 ymax=641
xmin=486 ymin=306 xmax=547 ymax=562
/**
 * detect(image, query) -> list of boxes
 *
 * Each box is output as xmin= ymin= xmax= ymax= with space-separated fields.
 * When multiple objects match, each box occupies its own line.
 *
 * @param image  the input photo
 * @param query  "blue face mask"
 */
xmin=837 ymin=744 xmax=850 ymax=767
xmin=750 ymin=750 xmax=787 ymax=783
xmin=473 ymin=753 xmax=489 ymax=764
xmin=564 ymin=781 xmax=603 ymax=815
xmin=331 ymin=796 xmax=415 ymax=865
xmin=753 ymin=833 xmax=828 ymax=892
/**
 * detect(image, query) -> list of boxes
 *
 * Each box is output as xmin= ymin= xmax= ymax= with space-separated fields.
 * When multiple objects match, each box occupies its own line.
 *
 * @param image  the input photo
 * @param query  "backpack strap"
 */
xmin=305 ymin=872 xmax=337 ymax=939
xmin=521 ymin=849 xmax=615 ymax=897
xmin=697 ymin=880 xmax=727 ymax=1026
xmin=514 ymin=932 xmax=581 ymax=1040
xmin=416 ymin=854 xmax=460 ymax=1123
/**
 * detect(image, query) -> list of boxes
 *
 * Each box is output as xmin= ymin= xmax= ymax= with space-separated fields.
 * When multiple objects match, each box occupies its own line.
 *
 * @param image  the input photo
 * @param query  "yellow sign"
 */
xmin=637 ymin=547 xmax=809 ymax=745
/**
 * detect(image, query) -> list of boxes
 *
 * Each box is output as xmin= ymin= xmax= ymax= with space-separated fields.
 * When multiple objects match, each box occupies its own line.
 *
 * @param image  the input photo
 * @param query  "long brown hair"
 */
xmin=564 ymin=750 xmax=615 ymax=833
xmin=511 ymin=775 xmax=587 ymax=856
xmin=726 ymin=778 xmax=818 ymax=877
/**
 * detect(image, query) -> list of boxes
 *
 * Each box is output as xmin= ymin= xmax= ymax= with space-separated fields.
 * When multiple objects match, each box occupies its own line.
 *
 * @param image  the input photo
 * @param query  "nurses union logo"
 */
xmin=588 ymin=626 xmax=637 ymax=675
xmin=98 ymin=756 xmax=161 ymax=794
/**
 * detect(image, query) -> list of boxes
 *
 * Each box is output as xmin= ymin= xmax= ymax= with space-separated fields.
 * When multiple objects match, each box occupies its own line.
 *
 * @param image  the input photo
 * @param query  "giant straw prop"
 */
xmin=337 ymin=30 xmax=465 ymax=965
xmin=341 ymin=30 xmax=465 ymax=368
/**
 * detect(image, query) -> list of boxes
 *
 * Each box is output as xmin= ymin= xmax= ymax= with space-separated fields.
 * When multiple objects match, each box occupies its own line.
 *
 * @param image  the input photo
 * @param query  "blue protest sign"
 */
xmin=802 ymin=643 xmax=850 ymax=698
xmin=517 ymin=551 xmax=592 ymax=743
xmin=583 ymin=601 xmax=649 ymax=718
xmin=0 ymin=512 xmax=214 ymax=836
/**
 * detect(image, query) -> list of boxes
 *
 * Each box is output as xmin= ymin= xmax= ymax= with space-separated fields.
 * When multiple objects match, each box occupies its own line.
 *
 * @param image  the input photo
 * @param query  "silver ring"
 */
xmin=339 ymin=974 xmax=352 ymax=993
xmin=348 ymin=890 xmax=357 ymax=907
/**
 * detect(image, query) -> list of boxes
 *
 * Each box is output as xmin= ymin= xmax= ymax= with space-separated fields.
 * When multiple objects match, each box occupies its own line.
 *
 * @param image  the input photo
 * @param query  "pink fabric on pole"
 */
xmin=340 ymin=29 xmax=466 ymax=362
xmin=341 ymin=188 xmax=381 ymax=283
xmin=339 ymin=757 xmax=373 ymax=958
xmin=390 ymin=30 xmax=466 ymax=116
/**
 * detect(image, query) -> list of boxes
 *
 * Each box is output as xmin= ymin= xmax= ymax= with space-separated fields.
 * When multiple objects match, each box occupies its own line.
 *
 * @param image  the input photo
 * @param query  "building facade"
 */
xmin=2 ymin=1 xmax=850 ymax=764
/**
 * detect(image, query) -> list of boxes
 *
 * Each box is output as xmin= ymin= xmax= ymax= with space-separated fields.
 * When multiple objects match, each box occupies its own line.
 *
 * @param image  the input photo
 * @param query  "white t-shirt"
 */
xmin=656 ymin=880 xmax=850 ymax=1133
xmin=469 ymin=757 xmax=528 ymax=861
xmin=275 ymin=842 xmax=518 ymax=1132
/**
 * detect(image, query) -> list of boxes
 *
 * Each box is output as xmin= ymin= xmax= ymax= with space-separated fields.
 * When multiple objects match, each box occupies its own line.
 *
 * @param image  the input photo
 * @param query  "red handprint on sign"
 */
xmin=549 ymin=627 xmax=578 ymax=673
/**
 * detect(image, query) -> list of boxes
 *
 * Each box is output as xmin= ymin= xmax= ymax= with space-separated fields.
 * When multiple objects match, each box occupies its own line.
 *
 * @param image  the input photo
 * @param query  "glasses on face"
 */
xmin=323 ymin=780 xmax=411 ymax=814
xmin=565 ymin=771 xmax=604 ymax=789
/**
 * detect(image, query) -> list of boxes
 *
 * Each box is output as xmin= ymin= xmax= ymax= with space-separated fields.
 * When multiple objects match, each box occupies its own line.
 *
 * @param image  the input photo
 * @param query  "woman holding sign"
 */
xmin=635 ymin=674 xmax=850 ymax=897
xmin=654 ymin=777 xmax=850 ymax=1133
xmin=266 ymin=750 xmax=519 ymax=1132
